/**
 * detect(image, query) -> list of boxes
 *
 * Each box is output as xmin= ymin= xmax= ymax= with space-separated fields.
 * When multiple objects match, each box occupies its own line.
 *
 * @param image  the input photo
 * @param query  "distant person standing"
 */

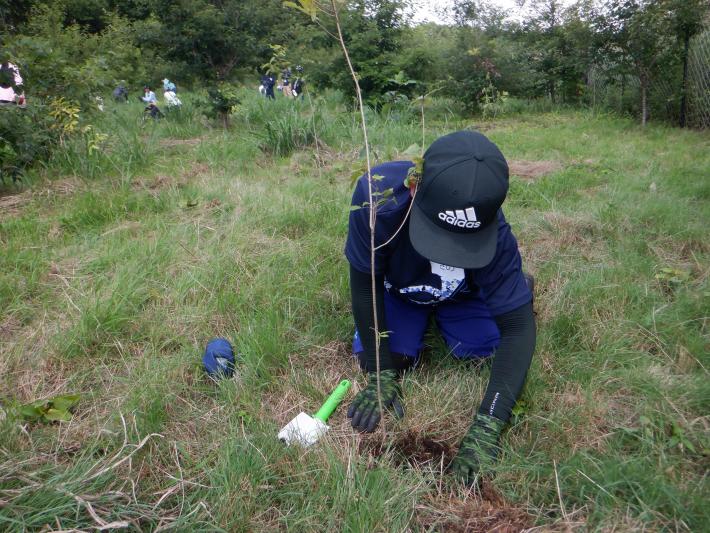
xmin=263 ymin=73 xmax=276 ymax=100
xmin=292 ymin=65 xmax=305 ymax=100
xmin=0 ymin=57 xmax=25 ymax=106
xmin=113 ymin=82 xmax=129 ymax=102
xmin=281 ymin=67 xmax=292 ymax=97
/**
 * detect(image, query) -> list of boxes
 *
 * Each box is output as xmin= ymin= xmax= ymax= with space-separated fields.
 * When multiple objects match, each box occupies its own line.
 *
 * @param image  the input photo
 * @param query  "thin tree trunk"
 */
xmin=679 ymin=29 xmax=690 ymax=128
xmin=329 ymin=0 xmax=386 ymax=434
xmin=641 ymin=80 xmax=648 ymax=126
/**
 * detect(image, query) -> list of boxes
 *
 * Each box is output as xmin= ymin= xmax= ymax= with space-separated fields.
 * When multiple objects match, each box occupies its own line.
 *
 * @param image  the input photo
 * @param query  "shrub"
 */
xmin=198 ymin=84 xmax=241 ymax=128
xmin=0 ymin=103 xmax=59 ymax=182
xmin=5 ymin=5 xmax=154 ymax=110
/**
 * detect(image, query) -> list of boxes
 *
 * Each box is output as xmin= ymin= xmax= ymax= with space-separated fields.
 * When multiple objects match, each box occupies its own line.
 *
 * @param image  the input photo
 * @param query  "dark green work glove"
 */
xmin=347 ymin=369 xmax=404 ymax=432
xmin=449 ymin=414 xmax=506 ymax=484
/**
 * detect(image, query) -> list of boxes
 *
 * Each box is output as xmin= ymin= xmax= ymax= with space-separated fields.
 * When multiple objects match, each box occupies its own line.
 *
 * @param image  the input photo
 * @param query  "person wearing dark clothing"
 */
xmin=292 ymin=77 xmax=305 ymax=99
xmin=144 ymin=103 xmax=163 ymax=119
xmin=292 ymin=65 xmax=305 ymax=99
xmin=112 ymin=84 xmax=128 ymax=102
xmin=345 ymin=131 xmax=536 ymax=485
xmin=263 ymin=73 xmax=276 ymax=100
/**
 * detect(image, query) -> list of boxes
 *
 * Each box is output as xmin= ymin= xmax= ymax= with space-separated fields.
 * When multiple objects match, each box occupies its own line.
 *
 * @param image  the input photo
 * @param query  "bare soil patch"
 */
xmin=359 ymin=429 xmax=455 ymax=467
xmin=417 ymin=483 xmax=533 ymax=532
xmin=509 ymin=159 xmax=562 ymax=180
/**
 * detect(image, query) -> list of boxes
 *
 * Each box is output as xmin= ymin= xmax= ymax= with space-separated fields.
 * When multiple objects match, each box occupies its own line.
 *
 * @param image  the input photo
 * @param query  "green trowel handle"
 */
xmin=314 ymin=380 xmax=352 ymax=423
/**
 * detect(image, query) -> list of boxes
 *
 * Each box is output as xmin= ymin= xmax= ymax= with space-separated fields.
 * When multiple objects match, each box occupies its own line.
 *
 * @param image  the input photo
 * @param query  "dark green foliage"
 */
xmin=0 ymin=0 xmax=34 ymax=32
xmin=0 ymin=104 xmax=58 ymax=181
xmin=130 ymin=0 xmax=305 ymax=82
xmin=5 ymin=4 xmax=153 ymax=104
xmin=64 ymin=0 xmax=111 ymax=32
xmin=199 ymin=84 xmax=241 ymax=127
xmin=300 ymin=0 xmax=410 ymax=108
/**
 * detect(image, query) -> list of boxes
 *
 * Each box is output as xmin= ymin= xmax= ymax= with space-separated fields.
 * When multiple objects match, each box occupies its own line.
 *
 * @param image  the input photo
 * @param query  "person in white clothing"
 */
xmin=0 ymin=60 xmax=25 ymax=106
xmin=163 ymin=90 xmax=182 ymax=107
xmin=141 ymin=86 xmax=157 ymax=104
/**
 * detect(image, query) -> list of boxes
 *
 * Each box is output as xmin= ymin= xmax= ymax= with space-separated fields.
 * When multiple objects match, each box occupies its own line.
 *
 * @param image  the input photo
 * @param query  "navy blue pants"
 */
xmin=353 ymin=290 xmax=501 ymax=366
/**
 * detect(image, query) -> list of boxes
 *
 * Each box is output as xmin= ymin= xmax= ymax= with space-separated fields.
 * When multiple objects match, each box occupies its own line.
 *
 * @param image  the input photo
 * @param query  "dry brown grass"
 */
xmin=159 ymin=137 xmax=204 ymax=148
xmin=0 ymin=312 xmax=73 ymax=401
xmin=181 ymin=162 xmax=210 ymax=180
xmin=647 ymin=236 xmax=709 ymax=283
xmin=520 ymin=211 xmax=607 ymax=269
xmin=416 ymin=483 xmax=534 ymax=532
xmin=0 ymin=192 xmax=29 ymax=218
xmin=509 ymin=160 xmax=563 ymax=180
xmin=1 ymin=177 xmax=82 ymax=220
xmin=553 ymin=384 xmax=615 ymax=453
xmin=0 ymin=315 xmax=21 ymax=342
xmin=265 ymin=341 xmax=359 ymax=430
xmin=132 ymin=162 xmax=212 ymax=194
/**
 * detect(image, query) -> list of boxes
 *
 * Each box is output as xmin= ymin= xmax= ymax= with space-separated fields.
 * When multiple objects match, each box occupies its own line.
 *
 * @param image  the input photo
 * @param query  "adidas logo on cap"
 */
xmin=438 ymin=207 xmax=481 ymax=229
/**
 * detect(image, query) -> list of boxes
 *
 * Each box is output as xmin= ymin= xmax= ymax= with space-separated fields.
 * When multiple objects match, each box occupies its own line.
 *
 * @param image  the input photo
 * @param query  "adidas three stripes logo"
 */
xmin=437 ymin=207 xmax=482 ymax=229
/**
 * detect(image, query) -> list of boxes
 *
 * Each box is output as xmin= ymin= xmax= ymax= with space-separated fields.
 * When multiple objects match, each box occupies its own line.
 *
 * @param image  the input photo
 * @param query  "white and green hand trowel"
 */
xmin=278 ymin=379 xmax=351 ymax=447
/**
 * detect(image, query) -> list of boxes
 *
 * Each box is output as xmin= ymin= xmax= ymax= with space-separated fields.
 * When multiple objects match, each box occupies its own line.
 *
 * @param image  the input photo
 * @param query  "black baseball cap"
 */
xmin=409 ymin=131 xmax=509 ymax=269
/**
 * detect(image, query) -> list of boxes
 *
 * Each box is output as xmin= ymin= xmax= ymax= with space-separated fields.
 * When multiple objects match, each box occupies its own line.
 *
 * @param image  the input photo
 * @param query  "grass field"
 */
xmin=1 ymin=91 xmax=708 ymax=531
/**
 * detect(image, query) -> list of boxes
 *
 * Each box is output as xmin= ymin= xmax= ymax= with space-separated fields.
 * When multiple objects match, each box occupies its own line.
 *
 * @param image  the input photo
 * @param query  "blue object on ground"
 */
xmin=202 ymin=338 xmax=235 ymax=378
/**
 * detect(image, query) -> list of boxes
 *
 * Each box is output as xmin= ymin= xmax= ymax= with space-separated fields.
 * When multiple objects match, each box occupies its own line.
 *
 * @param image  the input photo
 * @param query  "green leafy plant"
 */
xmin=655 ymin=267 xmax=690 ymax=286
xmin=48 ymin=97 xmax=82 ymax=145
xmin=17 ymin=394 xmax=81 ymax=423
xmin=261 ymin=44 xmax=290 ymax=75
xmin=381 ymin=71 xmax=419 ymax=116
xmin=403 ymin=154 xmax=423 ymax=191
xmin=200 ymin=84 xmax=241 ymax=128
xmin=0 ymin=103 xmax=61 ymax=182
xmin=480 ymin=73 xmax=510 ymax=119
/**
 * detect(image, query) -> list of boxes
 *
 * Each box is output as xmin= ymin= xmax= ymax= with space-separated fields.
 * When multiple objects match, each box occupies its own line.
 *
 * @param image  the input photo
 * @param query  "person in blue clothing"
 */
xmin=112 ymin=82 xmax=129 ymax=103
xmin=345 ymin=130 xmax=536 ymax=485
xmin=162 ymin=78 xmax=176 ymax=93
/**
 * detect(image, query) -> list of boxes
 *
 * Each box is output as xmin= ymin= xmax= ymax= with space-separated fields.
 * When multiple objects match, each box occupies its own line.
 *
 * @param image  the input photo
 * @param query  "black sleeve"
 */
xmin=350 ymin=264 xmax=394 ymax=372
xmin=478 ymin=302 xmax=536 ymax=423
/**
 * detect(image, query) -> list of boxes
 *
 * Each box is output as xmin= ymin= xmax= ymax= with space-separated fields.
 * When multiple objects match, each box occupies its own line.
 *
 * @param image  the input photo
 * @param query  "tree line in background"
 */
xmin=1 ymin=0 xmax=708 ymax=127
